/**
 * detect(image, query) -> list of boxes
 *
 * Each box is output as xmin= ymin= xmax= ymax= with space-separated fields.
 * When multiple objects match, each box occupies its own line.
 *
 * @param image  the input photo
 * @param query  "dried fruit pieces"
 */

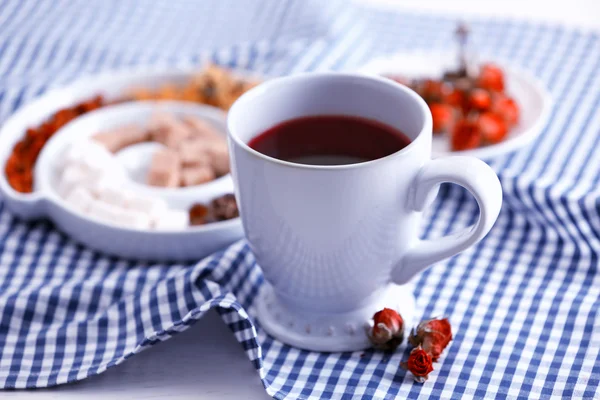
xmin=429 ymin=103 xmax=455 ymax=134
xmin=210 ymin=193 xmax=239 ymax=221
xmin=146 ymin=112 xmax=229 ymax=186
xmin=477 ymin=112 xmax=507 ymax=144
xmin=492 ymin=94 xmax=520 ymax=128
xmin=93 ymin=112 xmax=229 ymax=188
xmin=5 ymin=95 xmax=104 ymax=193
xmin=188 ymin=193 xmax=239 ymax=225
xmin=386 ymin=23 xmax=520 ymax=151
xmin=6 ymin=64 xmax=256 ymax=194
xmin=147 ymin=148 xmax=181 ymax=188
xmin=477 ymin=63 xmax=505 ymax=92
xmin=367 ymin=309 xmax=453 ymax=383
xmin=94 ymin=124 xmax=149 ymax=153
xmin=397 ymin=62 xmax=518 ymax=151
xmin=149 ymin=112 xmax=194 ymax=148
xmin=180 ymin=165 xmax=215 ymax=187
xmin=189 ymin=203 xmax=210 ymax=225
xmin=451 ymin=119 xmax=481 ymax=151
xmin=128 ymin=64 xmax=259 ymax=111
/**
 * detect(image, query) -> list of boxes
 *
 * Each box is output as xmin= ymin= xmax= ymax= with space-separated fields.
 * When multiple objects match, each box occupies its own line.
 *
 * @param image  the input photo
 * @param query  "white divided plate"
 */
xmin=357 ymin=53 xmax=553 ymax=159
xmin=0 ymin=68 xmax=248 ymax=261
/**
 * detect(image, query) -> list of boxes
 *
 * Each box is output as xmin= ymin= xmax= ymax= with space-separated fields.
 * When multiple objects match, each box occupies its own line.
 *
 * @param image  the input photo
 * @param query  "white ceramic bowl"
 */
xmin=0 ymin=68 xmax=247 ymax=261
xmin=35 ymin=102 xmax=242 ymax=261
xmin=357 ymin=52 xmax=553 ymax=159
xmin=36 ymin=101 xmax=233 ymax=208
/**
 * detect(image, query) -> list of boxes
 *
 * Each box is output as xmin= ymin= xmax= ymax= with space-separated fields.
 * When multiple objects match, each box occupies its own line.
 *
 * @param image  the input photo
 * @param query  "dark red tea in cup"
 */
xmin=248 ymin=115 xmax=411 ymax=166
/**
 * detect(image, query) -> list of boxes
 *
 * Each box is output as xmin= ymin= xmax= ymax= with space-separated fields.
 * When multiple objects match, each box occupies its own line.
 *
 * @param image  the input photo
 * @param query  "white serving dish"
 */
xmin=357 ymin=52 xmax=553 ymax=159
xmin=0 ymin=68 xmax=247 ymax=261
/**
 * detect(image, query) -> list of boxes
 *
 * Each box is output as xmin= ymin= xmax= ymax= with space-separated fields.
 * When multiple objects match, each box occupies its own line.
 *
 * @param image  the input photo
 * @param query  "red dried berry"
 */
xmin=492 ymin=95 xmax=520 ymax=128
xmin=189 ymin=203 xmax=209 ymax=225
xmin=429 ymin=103 xmax=455 ymax=134
xmin=414 ymin=79 xmax=450 ymax=103
xmin=469 ymin=88 xmax=492 ymax=111
xmin=450 ymin=119 xmax=481 ymax=151
xmin=477 ymin=63 xmax=505 ymax=92
xmin=443 ymin=88 xmax=465 ymax=108
xmin=478 ymin=112 xmax=508 ymax=144
xmin=421 ymin=79 xmax=444 ymax=98
xmin=210 ymin=193 xmax=239 ymax=221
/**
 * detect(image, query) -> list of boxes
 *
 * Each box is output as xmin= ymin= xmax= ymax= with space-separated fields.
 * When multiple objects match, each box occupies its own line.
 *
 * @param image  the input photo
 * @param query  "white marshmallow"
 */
xmin=74 ymin=188 xmax=153 ymax=230
xmin=153 ymin=209 xmax=189 ymax=230
xmin=64 ymin=139 xmax=126 ymax=182
xmin=89 ymin=200 xmax=123 ymax=225
xmin=88 ymin=200 xmax=151 ymax=230
xmin=63 ymin=186 xmax=94 ymax=213
xmin=126 ymin=195 xmax=168 ymax=217
xmin=65 ymin=139 xmax=109 ymax=165
xmin=58 ymin=164 xmax=91 ymax=197
xmin=59 ymin=139 xmax=189 ymax=231
xmin=115 ymin=209 xmax=152 ymax=230
xmin=85 ymin=177 xmax=109 ymax=198
xmin=97 ymin=186 xmax=133 ymax=207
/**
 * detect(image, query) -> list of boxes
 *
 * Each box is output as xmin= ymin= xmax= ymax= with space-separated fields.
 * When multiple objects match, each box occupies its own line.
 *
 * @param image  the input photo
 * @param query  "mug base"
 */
xmin=254 ymin=282 xmax=416 ymax=352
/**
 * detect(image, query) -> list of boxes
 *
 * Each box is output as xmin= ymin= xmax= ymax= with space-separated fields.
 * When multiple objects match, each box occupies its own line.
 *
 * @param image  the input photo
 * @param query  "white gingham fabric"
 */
xmin=0 ymin=1 xmax=599 ymax=399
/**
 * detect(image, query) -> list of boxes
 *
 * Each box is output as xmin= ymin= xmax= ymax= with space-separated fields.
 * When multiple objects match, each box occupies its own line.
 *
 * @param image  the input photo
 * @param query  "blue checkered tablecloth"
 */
xmin=0 ymin=1 xmax=599 ymax=398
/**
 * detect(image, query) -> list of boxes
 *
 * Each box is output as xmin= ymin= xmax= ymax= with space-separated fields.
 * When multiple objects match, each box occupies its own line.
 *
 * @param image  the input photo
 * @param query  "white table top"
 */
xmin=5 ymin=310 xmax=269 ymax=400
xmin=6 ymin=1 xmax=598 ymax=399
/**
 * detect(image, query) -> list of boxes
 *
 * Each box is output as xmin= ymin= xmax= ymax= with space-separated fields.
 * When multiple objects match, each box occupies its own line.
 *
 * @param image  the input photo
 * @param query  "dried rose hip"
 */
xmin=210 ymin=193 xmax=239 ymax=221
xmin=400 ymin=345 xmax=434 ymax=383
xmin=189 ymin=194 xmax=239 ymax=226
xmin=189 ymin=203 xmax=209 ymax=225
xmin=408 ymin=317 xmax=452 ymax=362
xmin=468 ymin=88 xmax=492 ymax=111
xmin=443 ymin=88 xmax=465 ymax=108
xmin=478 ymin=112 xmax=508 ymax=144
xmin=451 ymin=119 xmax=481 ymax=151
xmin=429 ymin=103 xmax=455 ymax=134
xmin=477 ymin=63 xmax=505 ymax=92
xmin=416 ymin=79 xmax=448 ymax=102
xmin=492 ymin=95 xmax=520 ymax=128
xmin=368 ymin=308 xmax=404 ymax=351
xmin=389 ymin=42 xmax=518 ymax=153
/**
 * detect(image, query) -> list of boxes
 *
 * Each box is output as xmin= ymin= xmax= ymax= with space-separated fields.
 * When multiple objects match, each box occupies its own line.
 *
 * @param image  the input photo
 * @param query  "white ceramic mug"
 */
xmin=227 ymin=73 xmax=502 ymax=351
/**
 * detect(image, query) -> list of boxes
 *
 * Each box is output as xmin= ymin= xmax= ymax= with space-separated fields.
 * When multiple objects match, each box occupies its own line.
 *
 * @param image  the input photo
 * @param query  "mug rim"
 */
xmin=227 ymin=72 xmax=432 ymax=170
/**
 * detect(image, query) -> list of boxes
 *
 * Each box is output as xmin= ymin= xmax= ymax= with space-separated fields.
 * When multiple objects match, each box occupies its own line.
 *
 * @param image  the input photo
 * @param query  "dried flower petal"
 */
xmin=368 ymin=308 xmax=404 ymax=351
xmin=409 ymin=317 xmax=452 ymax=362
xmin=400 ymin=345 xmax=434 ymax=382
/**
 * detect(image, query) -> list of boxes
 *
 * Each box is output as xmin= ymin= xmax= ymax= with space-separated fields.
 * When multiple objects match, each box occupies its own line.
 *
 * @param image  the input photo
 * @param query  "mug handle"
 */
xmin=391 ymin=156 xmax=503 ymax=284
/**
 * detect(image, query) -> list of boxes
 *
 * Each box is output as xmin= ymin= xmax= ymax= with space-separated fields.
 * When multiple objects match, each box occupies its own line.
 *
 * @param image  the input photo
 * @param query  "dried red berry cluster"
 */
xmin=189 ymin=193 xmax=239 ymax=225
xmin=402 ymin=317 xmax=452 ymax=382
xmin=5 ymin=96 xmax=104 ymax=193
xmin=389 ymin=63 xmax=520 ymax=151
xmin=368 ymin=309 xmax=452 ymax=383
